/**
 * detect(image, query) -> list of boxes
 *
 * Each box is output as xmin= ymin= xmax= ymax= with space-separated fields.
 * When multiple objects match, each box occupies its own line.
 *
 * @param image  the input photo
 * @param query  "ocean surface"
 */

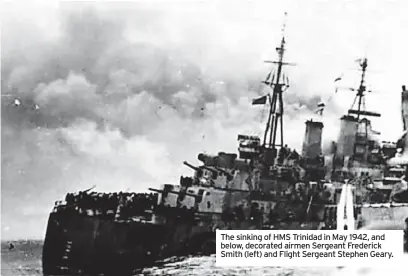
xmin=1 ymin=240 xmax=406 ymax=276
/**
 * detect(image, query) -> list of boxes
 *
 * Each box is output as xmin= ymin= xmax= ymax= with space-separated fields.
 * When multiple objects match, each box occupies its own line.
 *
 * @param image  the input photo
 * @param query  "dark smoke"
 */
xmin=1 ymin=3 xmax=338 ymax=240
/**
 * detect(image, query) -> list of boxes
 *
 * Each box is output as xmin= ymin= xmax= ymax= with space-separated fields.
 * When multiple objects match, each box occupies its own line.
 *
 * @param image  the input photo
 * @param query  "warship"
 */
xmin=42 ymin=27 xmax=408 ymax=275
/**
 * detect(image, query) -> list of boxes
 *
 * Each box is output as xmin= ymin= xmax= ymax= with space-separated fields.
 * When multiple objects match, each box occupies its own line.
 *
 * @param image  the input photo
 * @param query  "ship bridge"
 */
xmin=237 ymin=134 xmax=261 ymax=160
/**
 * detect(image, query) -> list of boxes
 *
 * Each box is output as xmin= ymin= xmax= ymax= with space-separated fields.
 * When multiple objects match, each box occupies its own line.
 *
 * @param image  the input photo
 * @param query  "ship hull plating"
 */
xmin=42 ymin=209 xmax=324 ymax=275
xmin=42 ymin=210 xmax=218 ymax=276
xmin=43 ymin=211 xmax=172 ymax=275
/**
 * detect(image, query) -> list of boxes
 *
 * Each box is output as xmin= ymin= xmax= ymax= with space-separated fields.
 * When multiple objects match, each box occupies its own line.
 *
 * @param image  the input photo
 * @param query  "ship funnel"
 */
xmin=336 ymin=115 xmax=358 ymax=158
xmin=302 ymin=119 xmax=324 ymax=159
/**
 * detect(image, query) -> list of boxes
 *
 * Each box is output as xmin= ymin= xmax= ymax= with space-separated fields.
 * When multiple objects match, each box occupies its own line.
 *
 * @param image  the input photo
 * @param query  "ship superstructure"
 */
xmin=327 ymin=59 xmax=408 ymax=229
xmin=146 ymin=23 xmax=327 ymax=231
xmin=42 ymin=30 xmax=408 ymax=276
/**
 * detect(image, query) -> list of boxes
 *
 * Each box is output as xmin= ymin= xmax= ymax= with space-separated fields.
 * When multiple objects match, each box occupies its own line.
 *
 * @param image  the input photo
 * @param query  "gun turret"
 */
xmin=198 ymin=153 xmax=215 ymax=163
xmin=183 ymin=161 xmax=200 ymax=171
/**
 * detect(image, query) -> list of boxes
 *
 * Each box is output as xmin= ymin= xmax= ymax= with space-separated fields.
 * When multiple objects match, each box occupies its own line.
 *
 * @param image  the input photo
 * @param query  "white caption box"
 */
xmin=216 ymin=230 xmax=405 ymax=267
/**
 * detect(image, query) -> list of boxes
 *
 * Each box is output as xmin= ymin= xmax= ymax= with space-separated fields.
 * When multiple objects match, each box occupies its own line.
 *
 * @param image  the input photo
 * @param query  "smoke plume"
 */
xmin=2 ymin=1 xmax=406 ymax=240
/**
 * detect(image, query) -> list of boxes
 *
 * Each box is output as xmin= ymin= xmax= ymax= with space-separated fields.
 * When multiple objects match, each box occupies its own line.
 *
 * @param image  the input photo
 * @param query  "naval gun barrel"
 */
xmin=148 ymin=188 xmax=201 ymax=198
xmin=214 ymin=167 xmax=232 ymax=176
xmin=80 ymin=185 xmax=96 ymax=194
xmin=210 ymin=166 xmax=234 ymax=180
xmin=183 ymin=161 xmax=200 ymax=171
xmin=199 ymin=183 xmax=249 ymax=193
xmin=203 ymin=166 xmax=219 ymax=174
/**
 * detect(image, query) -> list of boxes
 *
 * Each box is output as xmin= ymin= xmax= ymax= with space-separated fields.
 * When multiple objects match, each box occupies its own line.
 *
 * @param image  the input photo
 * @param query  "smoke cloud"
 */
xmin=2 ymin=0 xmax=406 ymax=240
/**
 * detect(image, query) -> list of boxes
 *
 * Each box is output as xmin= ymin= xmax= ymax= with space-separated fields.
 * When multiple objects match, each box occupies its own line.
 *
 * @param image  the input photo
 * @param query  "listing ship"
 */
xmin=42 ymin=28 xmax=408 ymax=275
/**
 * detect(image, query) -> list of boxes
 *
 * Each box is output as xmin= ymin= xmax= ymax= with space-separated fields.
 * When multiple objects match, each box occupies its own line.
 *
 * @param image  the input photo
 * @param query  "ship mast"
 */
xmin=262 ymin=14 xmax=292 ymax=152
xmin=350 ymin=58 xmax=368 ymax=122
xmin=347 ymin=58 xmax=381 ymax=157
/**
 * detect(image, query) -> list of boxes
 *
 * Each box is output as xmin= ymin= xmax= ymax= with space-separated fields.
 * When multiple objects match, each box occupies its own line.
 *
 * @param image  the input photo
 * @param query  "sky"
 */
xmin=1 ymin=0 xmax=408 ymax=240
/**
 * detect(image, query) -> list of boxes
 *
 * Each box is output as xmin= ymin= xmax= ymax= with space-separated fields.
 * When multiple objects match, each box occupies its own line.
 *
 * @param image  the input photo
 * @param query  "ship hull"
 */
xmin=42 ymin=208 xmax=323 ymax=275
xmin=42 ymin=211 xmax=170 ymax=275
xmin=42 ymin=209 xmax=220 ymax=276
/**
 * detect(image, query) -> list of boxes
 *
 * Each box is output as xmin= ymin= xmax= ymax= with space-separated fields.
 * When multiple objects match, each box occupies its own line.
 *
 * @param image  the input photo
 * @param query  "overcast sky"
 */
xmin=1 ymin=0 xmax=407 ymax=240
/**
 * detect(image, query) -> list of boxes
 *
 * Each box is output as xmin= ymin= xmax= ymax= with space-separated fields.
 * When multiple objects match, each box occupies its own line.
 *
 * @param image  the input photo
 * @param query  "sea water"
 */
xmin=2 ymin=240 xmax=406 ymax=276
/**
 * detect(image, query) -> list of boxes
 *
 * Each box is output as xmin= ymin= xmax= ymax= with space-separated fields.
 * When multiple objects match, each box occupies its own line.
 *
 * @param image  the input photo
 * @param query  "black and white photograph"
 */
xmin=1 ymin=0 xmax=408 ymax=275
